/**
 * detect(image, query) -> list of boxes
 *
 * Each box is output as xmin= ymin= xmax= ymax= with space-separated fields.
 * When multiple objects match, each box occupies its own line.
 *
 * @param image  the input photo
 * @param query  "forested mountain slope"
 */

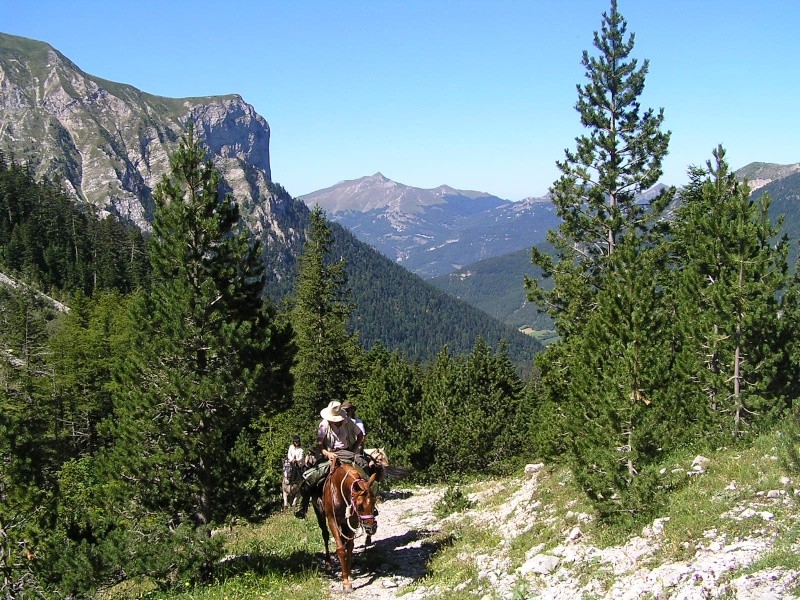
xmin=761 ymin=171 xmax=800 ymax=266
xmin=332 ymin=224 xmax=542 ymax=363
xmin=0 ymin=32 xmax=541 ymax=367
xmin=430 ymin=245 xmax=553 ymax=332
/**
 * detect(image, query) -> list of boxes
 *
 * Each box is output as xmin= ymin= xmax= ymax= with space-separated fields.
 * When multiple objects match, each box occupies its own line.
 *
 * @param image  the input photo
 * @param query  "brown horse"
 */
xmin=312 ymin=459 xmax=378 ymax=592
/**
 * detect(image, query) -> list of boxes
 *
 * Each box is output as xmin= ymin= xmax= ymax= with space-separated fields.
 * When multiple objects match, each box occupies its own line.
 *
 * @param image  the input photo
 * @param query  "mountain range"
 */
xmin=300 ymin=172 xmax=559 ymax=278
xmin=0 ymin=31 xmax=541 ymax=364
xmin=4 ymin=30 xmax=797 ymax=356
xmin=428 ymin=163 xmax=800 ymax=333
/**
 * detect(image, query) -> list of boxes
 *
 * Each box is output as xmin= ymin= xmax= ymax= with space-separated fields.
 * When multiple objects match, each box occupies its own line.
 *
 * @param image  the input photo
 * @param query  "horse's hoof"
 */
xmin=343 ymin=583 xmax=353 ymax=593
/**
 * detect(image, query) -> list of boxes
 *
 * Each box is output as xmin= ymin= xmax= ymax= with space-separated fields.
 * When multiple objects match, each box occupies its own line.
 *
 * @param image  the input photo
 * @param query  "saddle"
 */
xmin=302 ymin=450 xmax=372 ymax=491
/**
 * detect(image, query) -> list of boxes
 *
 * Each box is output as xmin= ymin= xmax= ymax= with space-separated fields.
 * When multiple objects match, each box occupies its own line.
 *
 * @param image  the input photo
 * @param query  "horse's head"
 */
xmin=351 ymin=472 xmax=379 ymax=535
xmin=282 ymin=459 xmax=294 ymax=479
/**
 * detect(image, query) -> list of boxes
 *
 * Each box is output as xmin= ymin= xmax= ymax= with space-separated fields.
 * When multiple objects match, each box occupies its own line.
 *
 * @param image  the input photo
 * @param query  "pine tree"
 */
xmin=524 ymin=1 xmax=675 ymax=518
xmin=416 ymin=339 xmax=525 ymax=478
xmin=290 ymin=205 xmax=361 ymax=432
xmin=107 ymin=126 xmax=272 ymax=525
xmin=669 ymin=146 xmax=790 ymax=440
xmin=358 ymin=342 xmax=422 ymax=466
xmin=0 ymin=285 xmax=61 ymax=595
xmin=527 ymin=0 xmax=671 ymax=337
xmin=48 ymin=291 xmax=136 ymax=459
xmin=563 ymin=235 xmax=682 ymax=518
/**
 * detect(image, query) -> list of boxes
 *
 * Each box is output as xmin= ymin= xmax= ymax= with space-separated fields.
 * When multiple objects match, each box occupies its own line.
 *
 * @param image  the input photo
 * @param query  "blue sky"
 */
xmin=3 ymin=1 xmax=798 ymax=200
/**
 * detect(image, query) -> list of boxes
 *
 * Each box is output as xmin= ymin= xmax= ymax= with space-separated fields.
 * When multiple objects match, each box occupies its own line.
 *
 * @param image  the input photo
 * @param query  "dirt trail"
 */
xmin=324 ymin=486 xmax=444 ymax=599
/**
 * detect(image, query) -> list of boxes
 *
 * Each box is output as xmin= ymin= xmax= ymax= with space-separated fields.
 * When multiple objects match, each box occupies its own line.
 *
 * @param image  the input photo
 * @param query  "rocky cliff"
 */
xmin=0 ymin=32 xmax=297 ymax=252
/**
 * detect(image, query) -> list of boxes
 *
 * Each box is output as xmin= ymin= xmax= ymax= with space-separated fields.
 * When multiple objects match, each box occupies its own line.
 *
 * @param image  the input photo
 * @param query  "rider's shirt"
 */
xmin=317 ymin=417 xmax=361 ymax=452
xmin=287 ymin=444 xmax=304 ymax=463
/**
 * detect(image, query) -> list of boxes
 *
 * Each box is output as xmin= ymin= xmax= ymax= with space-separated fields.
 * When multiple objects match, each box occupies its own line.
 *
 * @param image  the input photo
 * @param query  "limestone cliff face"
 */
xmin=0 ymin=32 xmax=299 ymax=254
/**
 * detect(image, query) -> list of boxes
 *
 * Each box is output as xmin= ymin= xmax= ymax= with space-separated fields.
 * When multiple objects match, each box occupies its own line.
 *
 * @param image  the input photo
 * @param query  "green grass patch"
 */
xmin=100 ymin=512 xmax=330 ymax=599
xmin=655 ymin=433 xmax=792 ymax=562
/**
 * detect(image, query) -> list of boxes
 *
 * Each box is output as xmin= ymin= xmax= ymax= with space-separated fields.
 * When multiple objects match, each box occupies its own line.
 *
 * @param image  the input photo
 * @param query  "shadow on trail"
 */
xmin=379 ymin=490 xmax=413 ymax=501
xmin=341 ymin=528 xmax=456 ymax=591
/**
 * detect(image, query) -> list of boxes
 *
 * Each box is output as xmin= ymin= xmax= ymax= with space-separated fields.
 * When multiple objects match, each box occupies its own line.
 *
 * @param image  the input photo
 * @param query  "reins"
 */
xmin=333 ymin=466 xmax=376 ymax=540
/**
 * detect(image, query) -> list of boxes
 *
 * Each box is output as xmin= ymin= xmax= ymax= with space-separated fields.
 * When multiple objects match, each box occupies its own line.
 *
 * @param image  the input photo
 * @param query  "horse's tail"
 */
xmin=382 ymin=465 xmax=412 ymax=480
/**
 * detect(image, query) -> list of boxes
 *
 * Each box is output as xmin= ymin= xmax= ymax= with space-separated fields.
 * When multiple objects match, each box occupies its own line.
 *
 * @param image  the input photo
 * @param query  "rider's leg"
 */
xmin=295 ymin=462 xmax=330 ymax=518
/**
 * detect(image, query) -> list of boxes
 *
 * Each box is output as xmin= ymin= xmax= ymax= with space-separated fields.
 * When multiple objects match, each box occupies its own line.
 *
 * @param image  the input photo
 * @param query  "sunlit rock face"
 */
xmin=0 ymin=32 xmax=298 ymax=255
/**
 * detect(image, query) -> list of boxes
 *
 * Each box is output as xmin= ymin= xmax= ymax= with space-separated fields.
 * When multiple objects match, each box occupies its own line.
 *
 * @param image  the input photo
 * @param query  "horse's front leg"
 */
xmin=344 ymin=538 xmax=355 ymax=584
xmin=327 ymin=515 xmax=353 ymax=592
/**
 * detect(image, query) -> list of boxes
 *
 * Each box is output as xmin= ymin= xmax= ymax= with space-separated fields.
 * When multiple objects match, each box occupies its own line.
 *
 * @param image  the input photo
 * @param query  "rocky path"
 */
xmin=324 ymin=486 xmax=444 ymax=599
xmin=319 ymin=464 xmax=800 ymax=599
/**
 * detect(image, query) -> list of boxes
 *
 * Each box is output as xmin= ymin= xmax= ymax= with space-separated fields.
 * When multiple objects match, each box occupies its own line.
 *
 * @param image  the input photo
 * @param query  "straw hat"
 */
xmin=320 ymin=400 xmax=346 ymax=422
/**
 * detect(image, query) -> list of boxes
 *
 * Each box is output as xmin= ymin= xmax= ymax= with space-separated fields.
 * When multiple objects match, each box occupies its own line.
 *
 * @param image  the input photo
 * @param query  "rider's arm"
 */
xmin=317 ymin=422 xmax=335 ymax=461
xmin=355 ymin=429 xmax=364 ymax=453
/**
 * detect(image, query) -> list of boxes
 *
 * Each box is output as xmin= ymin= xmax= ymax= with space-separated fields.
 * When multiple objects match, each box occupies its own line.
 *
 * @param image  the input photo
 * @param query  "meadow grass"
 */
xmin=101 ymin=510 xmax=330 ymax=599
xmin=655 ymin=433 xmax=792 ymax=562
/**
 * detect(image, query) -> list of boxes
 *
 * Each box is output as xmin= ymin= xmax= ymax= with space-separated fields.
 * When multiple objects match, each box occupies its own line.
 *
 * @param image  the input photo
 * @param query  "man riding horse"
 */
xmin=295 ymin=400 xmax=373 ymax=519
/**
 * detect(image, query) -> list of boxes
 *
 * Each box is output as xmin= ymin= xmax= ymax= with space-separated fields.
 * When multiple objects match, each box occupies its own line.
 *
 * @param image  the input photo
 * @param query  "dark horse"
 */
xmin=311 ymin=459 xmax=378 ymax=592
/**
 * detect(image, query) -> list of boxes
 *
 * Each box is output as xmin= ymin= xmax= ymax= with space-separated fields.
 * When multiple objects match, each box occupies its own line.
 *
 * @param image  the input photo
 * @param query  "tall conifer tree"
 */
xmin=525 ymin=1 xmax=674 ymax=518
xmin=290 ymin=205 xmax=360 ymax=431
xmin=669 ymin=146 xmax=789 ymax=439
xmin=527 ymin=0 xmax=671 ymax=337
xmin=358 ymin=343 xmax=422 ymax=466
xmin=563 ymin=235 xmax=680 ymax=517
xmin=108 ymin=126 xmax=272 ymax=525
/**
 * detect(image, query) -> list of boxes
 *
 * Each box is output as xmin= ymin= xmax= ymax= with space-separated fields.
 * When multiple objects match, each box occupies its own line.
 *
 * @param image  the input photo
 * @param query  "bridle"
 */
xmin=337 ymin=467 xmax=377 ymax=540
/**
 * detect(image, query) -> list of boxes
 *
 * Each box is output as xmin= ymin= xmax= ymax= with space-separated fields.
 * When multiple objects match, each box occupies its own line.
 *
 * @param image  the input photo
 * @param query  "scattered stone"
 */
xmin=566 ymin=526 xmax=582 ymax=542
xmin=690 ymin=455 xmax=710 ymax=474
xmin=524 ymin=463 xmax=545 ymax=479
xmin=651 ymin=516 xmax=670 ymax=536
xmin=519 ymin=554 xmax=560 ymax=575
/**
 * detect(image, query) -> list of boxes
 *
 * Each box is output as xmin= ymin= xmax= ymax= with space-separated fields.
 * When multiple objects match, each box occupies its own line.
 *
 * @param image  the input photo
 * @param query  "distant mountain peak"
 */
xmin=299 ymin=175 xmax=560 ymax=277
